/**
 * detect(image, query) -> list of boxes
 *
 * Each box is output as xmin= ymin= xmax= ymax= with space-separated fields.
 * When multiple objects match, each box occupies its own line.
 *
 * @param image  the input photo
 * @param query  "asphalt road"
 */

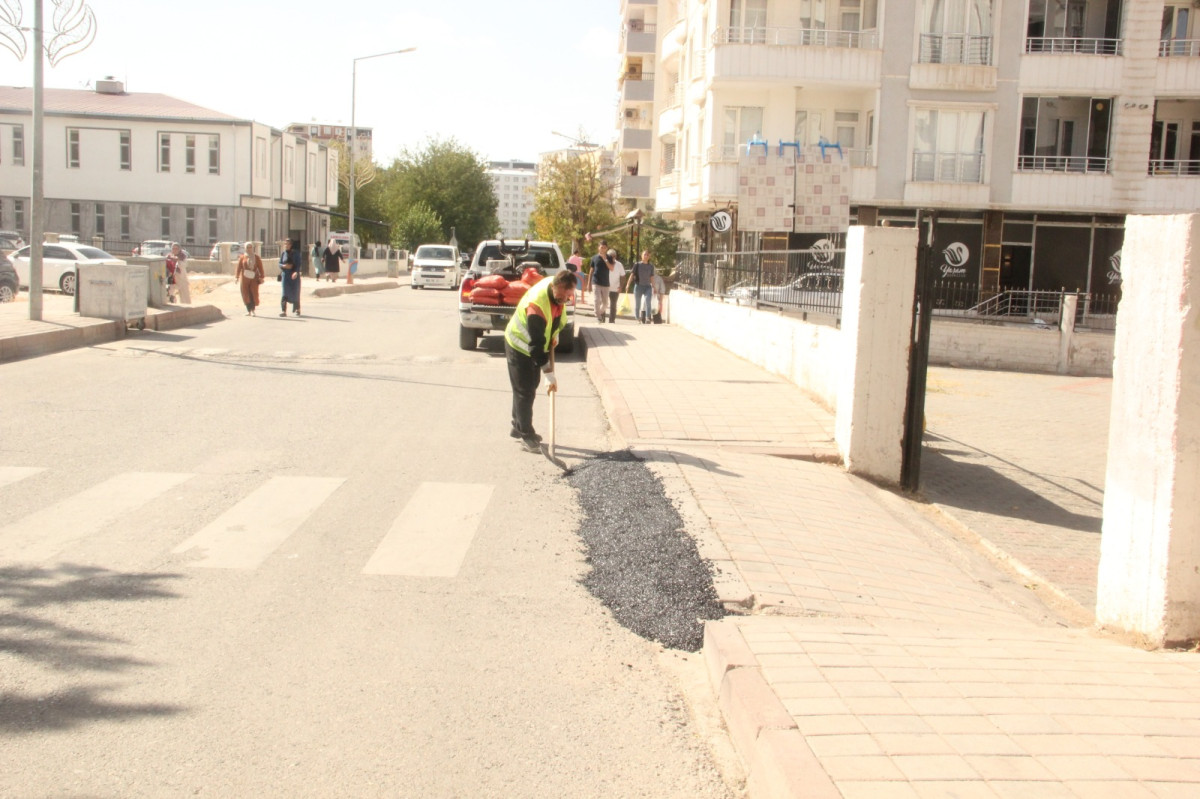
xmin=0 ymin=280 xmax=737 ymax=797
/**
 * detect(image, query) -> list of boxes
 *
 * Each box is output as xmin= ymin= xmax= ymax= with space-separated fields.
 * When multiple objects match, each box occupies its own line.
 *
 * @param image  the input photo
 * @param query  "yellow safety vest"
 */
xmin=505 ymin=277 xmax=561 ymax=357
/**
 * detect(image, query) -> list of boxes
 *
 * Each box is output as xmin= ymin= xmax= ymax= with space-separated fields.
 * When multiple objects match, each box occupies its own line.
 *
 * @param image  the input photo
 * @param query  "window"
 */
xmin=795 ymin=109 xmax=823 ymax=146
xmin=67 ymin=128 xmax=80 ymax=168
xmin=95 ymin=204 xmax=105 ymax=236
xmin=835 ymin=111 xmax=859 ymax=149
xmin=1161 ymin=4 xmax=1195 ymax=56
xmin=729 ymin=0 xmax=768 ymax=42
xmin=1018 ymin=96 xmax=1112 ymax=172
xmin=15 ymin=198 xmax=24 ymax=230
xmin=724 ymin=106 xmax=765 ymax=153
xmin=912 ymin=108 xmax=986 ymax=182
xmin=119 ymin=130 xmax=131 ymax=170
xmin=159 ymin=133 xmax=170 ymax=171
xmin=161 ymin=206 xmax=171 ymax=238
xmin=120 ymin=204 xmax=130 ymax=238
xmin=208 ymin=135 xmax=219 ymax=174
xmin=70 ymin=202 xmax=81 ymax=234
xmin=208 ymin=208 xmax=218 ymax=241
xmin=920 ymin=0 xmax=993 ymax=64
xmin=663 ymin=141 xmax=677 ymax=173
xmin=255 ymin=137 xmax=267 ymax=178
xmin=12 ymin=124 xmax=24 ymax=166
xmin=185 ymin=135 xmax=196 ymax=173
xmin=285 ymin=145 xmax=295 ymax=182
xmin=185 ymin=207 xmax=196 ymax=243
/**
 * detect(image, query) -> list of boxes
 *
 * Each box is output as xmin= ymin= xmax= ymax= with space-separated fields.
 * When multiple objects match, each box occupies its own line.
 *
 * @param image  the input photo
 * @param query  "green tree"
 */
xmin=530 ymin=148 xmax=617 ymax=260
xmin=382 ymin=138 xmax=497 ymax=251
xmin=640 ymin=215 xmax=683 ymax=275
xmin=391 ymin=201 xmax=444 ymax=252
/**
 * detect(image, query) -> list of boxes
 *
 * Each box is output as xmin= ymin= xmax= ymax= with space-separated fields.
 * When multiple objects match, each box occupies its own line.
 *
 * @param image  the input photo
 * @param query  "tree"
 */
xmin=391 ymin=201 xmax=443 ymax=252
xmin=640 ymin=215 xmax=683 ymax=275
xmin=530 ymin=148 xmax=618 ymax=261
xmin=381 ymin=138 xmax=497 ymax=251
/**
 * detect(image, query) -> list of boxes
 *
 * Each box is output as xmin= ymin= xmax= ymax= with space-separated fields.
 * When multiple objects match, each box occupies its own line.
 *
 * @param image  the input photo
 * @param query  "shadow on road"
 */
xmin=0 ymin=564 xmax=188 ymax=734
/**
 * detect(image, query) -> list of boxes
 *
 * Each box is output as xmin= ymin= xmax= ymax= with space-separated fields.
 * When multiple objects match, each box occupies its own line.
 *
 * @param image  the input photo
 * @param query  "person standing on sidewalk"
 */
xmin=279 ymin=238 xmax=302 ymax=317
xmin=504 ymin=270 xmax=577 ymax=451
xmin=626 ymin=250 xmax=655 ymax=324
xmin=605 ymin=249 xmax=625 ymax=324
xmin=234 ymin=242 xmax=264 ymax=316
xmin=166 ymin=244 xmax=191 ymax=305
xmin=584 ymin=238 xmax=609 ymax=323
xmin=322 ymin=237 xmax=344 ymax=282
xmin=566 ymin=247 xmax=584 ymax=303
xmin=311 ymin=241 xmax=323 ymax=281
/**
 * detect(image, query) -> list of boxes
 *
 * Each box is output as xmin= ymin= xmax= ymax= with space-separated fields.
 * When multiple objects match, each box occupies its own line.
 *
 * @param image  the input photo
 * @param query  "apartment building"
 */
xmin=643 ymin=0 xmax=1200 ymax=296
xmin=286 ymin=121 xmax=373 ymax=162
xmin=0 ymin=81 xmax=339 ymax=250
xmin=617 ymin=0 xmax=662 ymax=209
xmin=488 ymin=160 xmax=538 ymax=238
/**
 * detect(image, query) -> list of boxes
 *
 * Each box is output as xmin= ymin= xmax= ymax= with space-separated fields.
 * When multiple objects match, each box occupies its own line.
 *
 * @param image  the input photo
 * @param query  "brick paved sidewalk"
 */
xmin=581 ymin=319 xmax=1200 ymax=798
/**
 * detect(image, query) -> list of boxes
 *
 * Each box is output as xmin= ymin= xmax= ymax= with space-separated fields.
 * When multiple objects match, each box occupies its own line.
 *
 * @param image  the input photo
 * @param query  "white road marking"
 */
xmin=173 ymin=476 xmax=344 ymax=569
xmin=0 ymin=472 xmax=192 ymax=563
xmin=0 ymin=466 xmax=45 ymax=490
xmin=363 ymin=483 xmax=494 ymax=577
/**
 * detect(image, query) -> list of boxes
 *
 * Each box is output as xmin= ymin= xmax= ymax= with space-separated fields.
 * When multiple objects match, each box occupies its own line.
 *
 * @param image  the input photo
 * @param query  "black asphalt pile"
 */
xmin=567 ymin=450 xmax=726 ymax=652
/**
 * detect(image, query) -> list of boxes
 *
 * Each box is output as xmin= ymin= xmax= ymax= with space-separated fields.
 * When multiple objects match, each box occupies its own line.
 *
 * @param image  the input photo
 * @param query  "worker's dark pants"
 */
xmin=505 ymin=341 xmax=541 ymax=438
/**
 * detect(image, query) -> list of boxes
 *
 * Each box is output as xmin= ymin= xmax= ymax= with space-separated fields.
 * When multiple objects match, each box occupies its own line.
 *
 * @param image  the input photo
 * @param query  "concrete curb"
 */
xmin=704 ymin=620 xmax=840 ymax=799
xmin=310 ymin=281 xmax=401 ymax=299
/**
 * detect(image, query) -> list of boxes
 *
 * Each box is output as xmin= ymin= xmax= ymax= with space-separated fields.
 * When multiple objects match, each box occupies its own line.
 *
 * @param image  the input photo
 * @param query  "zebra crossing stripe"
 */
xmin=173 ymin=476 xmax=344 ymax=569
xmin=362 ymin=482 xmax=494 ymax=578
xmin=0 ymin=472 xmax=192 ymax=563
xmin=0 ymin=467 xmax=45 ymax=490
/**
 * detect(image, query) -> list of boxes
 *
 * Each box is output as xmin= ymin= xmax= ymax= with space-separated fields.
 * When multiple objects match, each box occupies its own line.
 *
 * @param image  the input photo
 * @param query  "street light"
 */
xmin=347 ymin=46 xmax=415 ymax=284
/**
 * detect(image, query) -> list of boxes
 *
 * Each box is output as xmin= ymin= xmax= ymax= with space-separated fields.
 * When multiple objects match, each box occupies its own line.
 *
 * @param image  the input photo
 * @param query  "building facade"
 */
xmin=488 ymin=160 xmax=538 ymax=238
xmin=285 ymin=121 xmax=373 ymax=162
xmin=643 ymin=0 xmax=1200 ymax=297
xmin=0 ymin=81 xmax=339 ymax=252
xmin=617 ymin=0 xmax=662 ymax=209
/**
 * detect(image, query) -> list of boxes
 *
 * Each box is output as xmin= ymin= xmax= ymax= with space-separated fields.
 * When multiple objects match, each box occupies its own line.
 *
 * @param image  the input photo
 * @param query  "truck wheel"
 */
xmin=555 ymin=323 xmax=575 ymax=354
xmin=459 ymin=326 xmax=480 ymax=350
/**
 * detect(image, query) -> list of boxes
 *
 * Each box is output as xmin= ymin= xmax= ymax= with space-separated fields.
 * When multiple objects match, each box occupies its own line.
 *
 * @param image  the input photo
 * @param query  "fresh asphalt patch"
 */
xmin=567 ymin=450 xmax=726 ymax=652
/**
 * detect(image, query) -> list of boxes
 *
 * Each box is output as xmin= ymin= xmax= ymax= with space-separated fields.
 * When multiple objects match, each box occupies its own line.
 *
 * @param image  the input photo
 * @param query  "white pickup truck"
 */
xmin=457 ymin=239 xmax=575 ymax=352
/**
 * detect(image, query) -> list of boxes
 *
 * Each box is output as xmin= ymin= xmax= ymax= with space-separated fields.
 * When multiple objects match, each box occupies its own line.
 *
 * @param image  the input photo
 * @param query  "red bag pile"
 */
xmin=476 ymin=274 xmax=508 ymax=290
xmin=470 ymin=286 xmax=501 ymax=305
xmin=501 ymin=282 xmax=529 ymax=305
xmin=521 ymin=267 xmax=542 ymax=284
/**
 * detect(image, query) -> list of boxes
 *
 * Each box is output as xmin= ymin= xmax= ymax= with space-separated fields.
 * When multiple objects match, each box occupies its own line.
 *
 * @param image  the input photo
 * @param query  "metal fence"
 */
xmin=675 ymin=248 xmax=846 ymax=324
xmin=932 ymin=282 xmax=1119 ymax=330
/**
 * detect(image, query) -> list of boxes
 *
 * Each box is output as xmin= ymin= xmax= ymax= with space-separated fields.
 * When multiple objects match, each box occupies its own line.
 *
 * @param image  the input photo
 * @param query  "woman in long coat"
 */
xmin=279 ymin=238 xmax=302 ymax=316
xmin=234 ymin=242 xmax=264 ymax=315
xmin=322 ymin=238 xmax=344 ymax=282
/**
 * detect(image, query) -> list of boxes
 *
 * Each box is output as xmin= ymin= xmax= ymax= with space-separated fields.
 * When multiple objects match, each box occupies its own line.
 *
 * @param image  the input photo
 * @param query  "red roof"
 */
xmin=0 ymin=86 xmax=244 ymax=122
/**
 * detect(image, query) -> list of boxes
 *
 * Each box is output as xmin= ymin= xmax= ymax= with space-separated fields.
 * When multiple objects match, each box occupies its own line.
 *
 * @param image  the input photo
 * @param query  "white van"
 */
xmin=410 ymin=244 xmax=461 ymax=290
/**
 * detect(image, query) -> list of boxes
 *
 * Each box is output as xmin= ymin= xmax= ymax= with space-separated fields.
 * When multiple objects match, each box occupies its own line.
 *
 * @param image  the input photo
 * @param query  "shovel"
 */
xmin=543 ymin=386 xmax=571 ymax=475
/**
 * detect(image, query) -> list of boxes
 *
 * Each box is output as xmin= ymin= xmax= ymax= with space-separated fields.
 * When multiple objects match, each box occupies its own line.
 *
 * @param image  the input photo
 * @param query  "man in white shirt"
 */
xmin=605 ymin=249 xmax=626 ymax=323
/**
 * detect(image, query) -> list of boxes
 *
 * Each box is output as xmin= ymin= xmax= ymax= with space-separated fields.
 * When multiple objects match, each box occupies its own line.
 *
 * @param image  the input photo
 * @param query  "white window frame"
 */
xmin=119 ymin=130 xmax=131 ymax=171
xmin=159 ymin=133 xmax=171 ymax=172
xmin=185 ymin=134 xmax=196 ymax=174
xmin=208 ymin=135 xmax=220 ymax=175
xmin=909 ymin=104 xmax=989 ymax=183
xmin=67 ymin=128 xmax=80 ymax=168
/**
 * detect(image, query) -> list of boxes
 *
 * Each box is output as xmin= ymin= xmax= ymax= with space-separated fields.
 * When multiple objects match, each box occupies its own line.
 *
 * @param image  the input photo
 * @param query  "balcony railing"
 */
xmin=706 ymin=144 xmax=874 ymax=166
xmin=918 ymin=33 xmax=993 ymax=65
xmin=912 ymin=151 xmax=985 ymax=183
xmin=1025 ymin=37 xmax=1122 ymax=55
xmin=1160 ymin=39 xmax=1200 ymax=57
xmin=1017 ymin=155 xmax=1111 ymax=174
xmin=1148 ymin=159 xmax=1200 ymax=176
xmin=713 ymin=26 xmax=878 ymax=49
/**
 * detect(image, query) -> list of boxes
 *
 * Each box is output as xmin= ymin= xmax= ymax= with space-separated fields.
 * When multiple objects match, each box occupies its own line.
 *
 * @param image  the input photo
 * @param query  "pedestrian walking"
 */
xmin=566 ymin=247 xmax=583 ymax=303
xmin=626 ymin=250 xmax=656 ymax=324
xmin=504 ymin=270 xmax=578 ymax=452
xmin=322 ymin=237 xmax=344 ymax=282
xmin=584 ymin=238 xmax=609 ymax=323
xmin=311 ymin=241 xmax=323 ymax=280
xmin=166 ymin=243 xmax=191 ymax=305
xmin=235 ymin=241 xmax=264 ymax=316
xmin=651 ymin=269 xmax=667 ymax=323
xmin=279 ymin=238 xmax=302 ymax=316
xmin=605 ymin=249 xmax=625 ymax=324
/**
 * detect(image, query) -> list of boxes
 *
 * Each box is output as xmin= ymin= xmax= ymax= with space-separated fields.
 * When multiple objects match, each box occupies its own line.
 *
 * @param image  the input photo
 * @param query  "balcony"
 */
xmin=1148 ymin=159 xmax=1200 ymax=176
xmin=1018 ymin=155 xmax=1110 ymax=174
xmin=623 ymin=76 xmax=655 ymax=102
xmin=709 ymin=27 xmax=881 ymax=86
xmin=1160 ymin=39 xmax=1200 ymax=57
xmin=919 ymin=33 xmax=993 ymax=65
xmin=713 ymin=26 xmax=877 ymax=49
xmin=912 ymin=152 xmax=985 ymax=184
xmin=1024 ymin=37 xmax=1121 ymax=55
xmin=622 ymin=22 xmax=657 ymax=55
xmin=621 ymin=127 xmax=653 ymax=150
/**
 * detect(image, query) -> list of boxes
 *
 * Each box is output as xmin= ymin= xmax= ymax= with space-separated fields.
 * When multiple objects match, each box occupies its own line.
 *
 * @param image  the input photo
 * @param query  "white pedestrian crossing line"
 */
xmin=173 ymin=476 xmax=345 ymax=569
xmin=0 ymin=466 xmax=45 ymax=490
xmin=0 ymin=472 xmax=192 ymax=563
xmin=363 ymin=483 xmax=494 ymax=578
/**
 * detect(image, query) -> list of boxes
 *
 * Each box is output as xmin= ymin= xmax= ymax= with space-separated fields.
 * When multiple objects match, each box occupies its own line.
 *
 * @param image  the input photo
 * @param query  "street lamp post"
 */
xmin=348 ymin=46 xmax=415 ymax=285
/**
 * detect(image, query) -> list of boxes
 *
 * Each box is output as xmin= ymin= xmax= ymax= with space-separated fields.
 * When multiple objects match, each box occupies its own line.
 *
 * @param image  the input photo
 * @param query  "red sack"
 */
xmin=521 ymin=267 xmax=542 ymax=284
xmin=501 ymin=285 xmax=529 ymax=305
xmin=477 ymin=274 xmax=508 ymax=290
xmin=474 ymin=296 xmax=500 ymax=306
xmin=470 ymin=287 xmax=501 ymax=303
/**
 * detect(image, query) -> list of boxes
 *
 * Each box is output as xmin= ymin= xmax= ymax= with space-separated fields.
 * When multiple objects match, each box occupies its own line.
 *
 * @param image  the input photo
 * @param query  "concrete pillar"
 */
xmin=835 ymin=225 xmax=919 ymax=484
xmin=1096 ymin=214 xmax=1200 ymax=647
xmin=1058 ymin=294 xmax=1078 ymax=375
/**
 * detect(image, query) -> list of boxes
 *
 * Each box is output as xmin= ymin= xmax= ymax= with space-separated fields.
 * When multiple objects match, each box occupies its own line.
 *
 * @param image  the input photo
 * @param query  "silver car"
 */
xmin=11 ymin=243 xmax=126 ymax=296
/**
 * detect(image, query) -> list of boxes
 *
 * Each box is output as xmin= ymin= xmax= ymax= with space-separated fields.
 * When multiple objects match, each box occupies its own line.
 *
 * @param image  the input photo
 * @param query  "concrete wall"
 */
xmin=1096 ymin=213 xmax=1200 ymax=646
xmin=930 ymin=320 xmax=1115 ymax=377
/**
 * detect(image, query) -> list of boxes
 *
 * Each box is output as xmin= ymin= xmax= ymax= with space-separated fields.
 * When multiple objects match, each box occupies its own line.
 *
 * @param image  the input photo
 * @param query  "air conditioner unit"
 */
xmin=624 ymin=109 xmax=637 ymax=119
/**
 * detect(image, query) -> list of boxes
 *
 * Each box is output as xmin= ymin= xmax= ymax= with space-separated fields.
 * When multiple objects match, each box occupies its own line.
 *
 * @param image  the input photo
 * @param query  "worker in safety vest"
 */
xmin=504 ymin=270 xmax=579 ymax=452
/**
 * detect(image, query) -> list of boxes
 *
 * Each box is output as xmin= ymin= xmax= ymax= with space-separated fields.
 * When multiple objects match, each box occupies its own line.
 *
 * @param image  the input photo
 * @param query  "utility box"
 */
xmin=78 ymin=263 xmax=148 ymax=325
xmin=126 ymin=256 xmax=168 ymax=307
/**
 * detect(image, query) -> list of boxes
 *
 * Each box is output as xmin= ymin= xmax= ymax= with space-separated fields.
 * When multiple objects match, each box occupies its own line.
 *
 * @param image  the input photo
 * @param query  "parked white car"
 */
xmin=11 ymin=243 xmax=127 ymax=296
xmin=209 ymin=241 xmax=245 ymax=261
xmin=139 ymin=239 xmax=173 ymax=257
xmin=410 ymin=244 xmax=461 ymax=290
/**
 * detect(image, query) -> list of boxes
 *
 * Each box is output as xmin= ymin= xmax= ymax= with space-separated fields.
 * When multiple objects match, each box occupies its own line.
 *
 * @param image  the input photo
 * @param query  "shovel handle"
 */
xmin=549 ymin=390 xmax=556 ymax=461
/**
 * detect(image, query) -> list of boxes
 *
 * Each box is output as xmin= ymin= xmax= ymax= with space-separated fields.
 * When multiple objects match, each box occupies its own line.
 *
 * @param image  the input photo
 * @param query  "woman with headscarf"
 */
xmin=234 ymin=241 xmax=264 ymax=316
xmin=322 ymin=237 xmax=345 ymax=282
